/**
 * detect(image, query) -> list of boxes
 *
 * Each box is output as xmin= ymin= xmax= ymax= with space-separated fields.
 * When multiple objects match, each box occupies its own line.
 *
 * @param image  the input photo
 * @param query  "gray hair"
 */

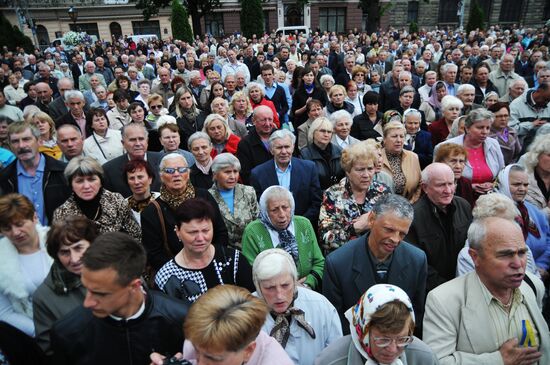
xmin=464 ymin=108 xmax=494 ymax=128
xmin=268 ymin=129 xmax=296 ymax=149
xmin=187 ymin=131 xmax=212 ymax=150
xmin=441 ymin=95 xmax=464 ymax=112
xmin=457 ymin=84 xmax=475 ymax=95
xmin=64 ymin=90 xmax=85 ymax=102
xmin=159 ymin=152 xmax=187 ymax=172
xmin=252 ymin=248 xmax=298 ymax=298
xmin=64 ymin=155 xmax=103 ymax=183
xmin=211 ymin=152 xmax=241 ymax=174
xmin=371 ymin=194 xmax=414 ymax=221
xmin=329 ymin=110 xmax=353 ymax=127
xmin=259 ymin=186 xmax=295 ymax=216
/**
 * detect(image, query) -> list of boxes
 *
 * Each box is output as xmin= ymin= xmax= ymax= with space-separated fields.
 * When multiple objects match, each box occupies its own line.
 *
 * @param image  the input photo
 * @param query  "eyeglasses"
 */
xmin=150 ymin=105 xmax=163 ymax=110
xmin=371 ymin=335 xmax=413 ymax=348
xmin=163 ymin=167 xmax=189 ymax=174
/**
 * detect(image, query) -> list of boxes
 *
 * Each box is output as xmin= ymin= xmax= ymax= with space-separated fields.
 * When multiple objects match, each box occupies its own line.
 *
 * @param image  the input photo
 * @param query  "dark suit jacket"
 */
xmin=236 ymin=128 xmax=273 ymax=184
xmin=323 ymin=233 xmax=427 ymax=334
xmin=102 ymin=152 xmax=162 ymax=198
xmin=250 ymin=157 xmax=322 ymax=224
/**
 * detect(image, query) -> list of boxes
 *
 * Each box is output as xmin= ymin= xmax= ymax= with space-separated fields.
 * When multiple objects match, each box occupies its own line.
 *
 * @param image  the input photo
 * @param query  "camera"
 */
xmin=162 ymin=357 xmax=192 ymax=365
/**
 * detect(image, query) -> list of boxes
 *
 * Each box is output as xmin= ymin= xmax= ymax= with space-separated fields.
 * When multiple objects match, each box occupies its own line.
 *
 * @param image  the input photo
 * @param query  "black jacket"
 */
xmin=405 ymin=195 xmax=473 ymax=292
xmin=351 ymin=112 xmax=383 ymax=141
xmin=141 ymin=189 xmax=229 ymax=270
xmin=236 ymin=128 xmax=273 ymax=184
xmin=0 ymin=154 xmax=70 ymax=223
xmin=50 ymin=289 xmax=189 ymax=365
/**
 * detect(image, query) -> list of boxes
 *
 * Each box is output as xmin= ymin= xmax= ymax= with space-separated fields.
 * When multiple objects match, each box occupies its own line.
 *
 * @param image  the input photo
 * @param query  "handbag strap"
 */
xmin=150 ymin=199 xmax=175 ymax=257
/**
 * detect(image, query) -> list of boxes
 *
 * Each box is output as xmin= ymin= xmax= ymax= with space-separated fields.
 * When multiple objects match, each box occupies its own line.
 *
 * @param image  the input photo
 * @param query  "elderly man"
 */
xmin=489 ymin=54 xmax=524 ymax=97
xmin=0 ymin=122 xmax=70 ymax=225
xmin=500 ymin=78 xmax=528 ymax=103
xmin=442 ymin=63 xmax=460 ymax=96
xmin=78 ymin=61 xmax=106 ymax=92
xmin=51 ymin=232 xmax=189 ymax=365
xmin=323 ymin=194 xmax=428 ymax=334
xmin=102 ymin=123 xmax=162 ymax=197
xmin=509 ymin=80 xmax=550 ymax=145
xmin=56 ymin=90 xmax=87 ymax=136
xmin=457 ymin=84 xmax=482 ymax=114
xmin=405 ymin=163 xmax=473 ymax=292
xmin=424 ymin=217 xmax=550 ymax=365
xmin=250 ymin=129 xmax=322 ymax=226
xmin=57 ymin=124 xmax=84 ymax=162
xmin=236 ymin=105 xmax=276 ymax=184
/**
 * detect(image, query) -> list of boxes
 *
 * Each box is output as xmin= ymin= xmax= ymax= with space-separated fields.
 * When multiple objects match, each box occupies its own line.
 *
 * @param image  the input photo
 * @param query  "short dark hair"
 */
xmin=363 ymin=91 xmax=380 ymax=105
xmin=174 ymin=198 xmax=216 ymax=227
xmin=46 ymin=216 xmax=99 ymax=261
xmin=123 ymin=159 xmax=155 ymax=186
xmin=82 ymin=232 xmax=146 ymax=286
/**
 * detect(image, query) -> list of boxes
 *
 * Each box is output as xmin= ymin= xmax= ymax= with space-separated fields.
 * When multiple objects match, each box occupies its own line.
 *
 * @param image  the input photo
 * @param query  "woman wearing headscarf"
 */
xmin=242 ymin=186 xmax=325 ymax=290
xmin=316 ymin=284 xmax=438 ymax=365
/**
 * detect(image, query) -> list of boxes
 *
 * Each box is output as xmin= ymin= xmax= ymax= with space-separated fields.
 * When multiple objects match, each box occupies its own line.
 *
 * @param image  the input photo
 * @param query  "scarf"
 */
xmin=128 ymin=194 xmax=154 ymax=213
xmin=270 ymin=298 xmax=316 ymax=348
xmin=160 ymin=183 xmax=195 ymax=210
xmin=50 ymin=260 xmax=82 ymax=295
xmin=259 ymin=212 xmax=299 ymax=263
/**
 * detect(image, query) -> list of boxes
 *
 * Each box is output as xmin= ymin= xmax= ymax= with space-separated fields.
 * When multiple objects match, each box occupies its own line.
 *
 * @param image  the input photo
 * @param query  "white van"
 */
xmin=275 ymin=26 xmax=310 ymax=38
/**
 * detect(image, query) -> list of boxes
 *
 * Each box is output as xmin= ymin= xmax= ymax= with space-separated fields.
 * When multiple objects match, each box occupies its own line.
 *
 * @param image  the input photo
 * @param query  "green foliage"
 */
xmin=0 ymin=13 xmax=34 ymax=52
xmin=466 ymin=0 xmax=485 ymax=33
xmin=240 ymin=0 xmax=264 ymax=39
xmin=409 ymin=21 xmax=419 ymax=34
xmin=171 ymin=0 xmax=193 ymax=42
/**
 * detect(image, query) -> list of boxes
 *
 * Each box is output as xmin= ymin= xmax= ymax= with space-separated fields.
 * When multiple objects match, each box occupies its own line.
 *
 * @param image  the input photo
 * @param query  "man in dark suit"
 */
xmin=323 ymin=194 xmax=428 ymax=335
xmin=102 ymin=123 xmax=162 ymax=197
xmin=250 ymin=129 xmax=322 ymax=226
xmin=236 ymin=106 xmax=275 ymax=184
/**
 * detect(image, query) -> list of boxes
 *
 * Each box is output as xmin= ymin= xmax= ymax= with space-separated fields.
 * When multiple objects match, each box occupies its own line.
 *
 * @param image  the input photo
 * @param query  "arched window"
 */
xmin=110 ymin=22 xmax=122 ymax=41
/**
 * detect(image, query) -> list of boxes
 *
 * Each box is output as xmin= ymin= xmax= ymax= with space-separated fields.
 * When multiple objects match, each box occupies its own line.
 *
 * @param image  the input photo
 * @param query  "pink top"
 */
xmin=467 ymin=146 xmax=494 ymax=184
xmin=182 ymin=331 xmax=293 ymax=365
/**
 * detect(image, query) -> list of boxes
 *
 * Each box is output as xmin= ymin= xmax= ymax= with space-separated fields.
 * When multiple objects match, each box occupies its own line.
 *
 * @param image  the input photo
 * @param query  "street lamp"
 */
xmin=68 ymin=6 xmax=78 ymax=31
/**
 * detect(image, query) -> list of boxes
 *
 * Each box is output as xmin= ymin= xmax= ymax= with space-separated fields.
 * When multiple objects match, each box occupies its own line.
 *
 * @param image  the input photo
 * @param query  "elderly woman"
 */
xmin=187 ymin=131 xmax=214 ymax=189
xmin=0 ymin=194 xmax=52 ymax=337
xmin=300 ymin=117 xmax=345 ymax=190
xmin=381 ymin=121 xmax=422 ymax=203
xmin=145 ymin=93 xmax=168 ymax=128
xmin=434 ymin=143 xmax=475 ymax=207
xmin=52 ymin=156 xmax=141 ymax=241
xmin=247 ymin=82 xmax=280 ymax=128
xmin=203 ymin=113 xmax=241 ymax=159
xmin=324 ymin=85 xmax=356 ymax=119
xmin=170 ymin=86 xmax=208 ymax=150
xmin=211 ymin=96 xmax=248 ymax=138
xmin=297 ymin=99 xmax=325 ymax=150
xmin=428 ymin=95 xmax=463 ymax=146
xmin=29 ymin=111 xmax=61 ymax=160
xmin=83 ymin=107 xmax=123 ymax=164
xmin=316 ymin=284 xmax=438 ymax=365
xmin=319 ymin=143 xmax=391 ymax=253
xmin=403 ymin=108 xmax=433 ymax=169
xmin=242 ymin=186 xmax=325 ymax=290
xmin=488 ymin=102 xmax=521 ymax=164
xmin=123 ymin=159 xmax=159 ymax=226
xmin=420 ymin=81 xmax=448 ymax=123
xmin=252 ymin=249 xmax=342 ymax=365
xmin=150 ymin=285 xmax=293 ymax=365
xmin=33 ymin=216 xmax=98 ymax=356
xmin=208 ymin=153 xmax=258 ymax=249
xmin=331 ymin=110 xmax=360 ymax=148
xmin=521 ymin=134 xmax=550 ymax=217
xmin=437 ymin=108 xmax=505 ymax=196
xmin=155 ymin=198 xmax=254 ymax=303
xmin=229 ymin=90 xmax=254 ymax=131
xmin=496 ymin=164 xmax=550 ymax=279
xmin=141 ymin=153 xmax=228 ymax=270
xmin=291 ymin=66 xmax=328 ymax=128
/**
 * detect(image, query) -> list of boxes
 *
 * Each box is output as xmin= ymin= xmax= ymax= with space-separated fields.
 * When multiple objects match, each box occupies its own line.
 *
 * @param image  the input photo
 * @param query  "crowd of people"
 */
xmin=0 ymin=21 xmax=550 ymax=364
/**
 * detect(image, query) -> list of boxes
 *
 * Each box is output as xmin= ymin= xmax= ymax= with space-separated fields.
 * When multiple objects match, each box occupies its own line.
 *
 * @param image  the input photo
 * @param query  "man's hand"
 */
xmin=499 ymin=338 xmax=541 ymax=365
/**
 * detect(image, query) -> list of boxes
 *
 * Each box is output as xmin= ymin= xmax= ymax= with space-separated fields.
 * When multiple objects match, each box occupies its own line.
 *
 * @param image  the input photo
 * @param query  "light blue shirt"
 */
xmin=17 ymin=154 xmax=47 ymax=225
xmin=275 ymin=160 xmax=292 ymax=190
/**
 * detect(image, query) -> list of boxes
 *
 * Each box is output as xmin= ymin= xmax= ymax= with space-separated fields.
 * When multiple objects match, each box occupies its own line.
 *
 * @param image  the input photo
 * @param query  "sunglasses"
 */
xmin=163 ymin=167 xmax=189 ymax=174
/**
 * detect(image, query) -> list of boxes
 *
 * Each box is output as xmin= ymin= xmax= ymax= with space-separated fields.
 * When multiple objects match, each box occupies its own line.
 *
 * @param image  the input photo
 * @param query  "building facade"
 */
xmin=1 ymin=0 xmax=548 ymax=48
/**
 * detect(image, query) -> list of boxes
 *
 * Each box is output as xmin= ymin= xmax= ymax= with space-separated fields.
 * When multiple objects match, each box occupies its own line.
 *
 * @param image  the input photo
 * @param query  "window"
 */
xmin=204 ymin=12 xmax=224 ymax=38
xmin=500 ymin=0 xmax=523 ymax=22
xmin=407 ymin=1 xmax=419 ymax=23
xmin=438 ymin=0 xmax=459 ymax=23
xmin=319 ymin=8 xmax=346 ymax=33
xmin=132 ymin=21 xmax=160 ymax=37
xmin=69 ymin=23 xmax=99 ymax=37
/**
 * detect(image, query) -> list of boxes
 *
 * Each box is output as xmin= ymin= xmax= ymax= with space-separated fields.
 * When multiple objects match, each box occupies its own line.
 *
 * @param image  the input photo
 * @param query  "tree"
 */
xmin=136 ymin=0 xmax=221 ymax=37
xmin=466 ymin=0 xmax=485 ymax=33
xmin=0 ymin=13 xmax=34 ymax=53
xmin=240 ymin=0 xmax=264 ymax=38
xmin=171 ymin=0 xmax=193 ymax=42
